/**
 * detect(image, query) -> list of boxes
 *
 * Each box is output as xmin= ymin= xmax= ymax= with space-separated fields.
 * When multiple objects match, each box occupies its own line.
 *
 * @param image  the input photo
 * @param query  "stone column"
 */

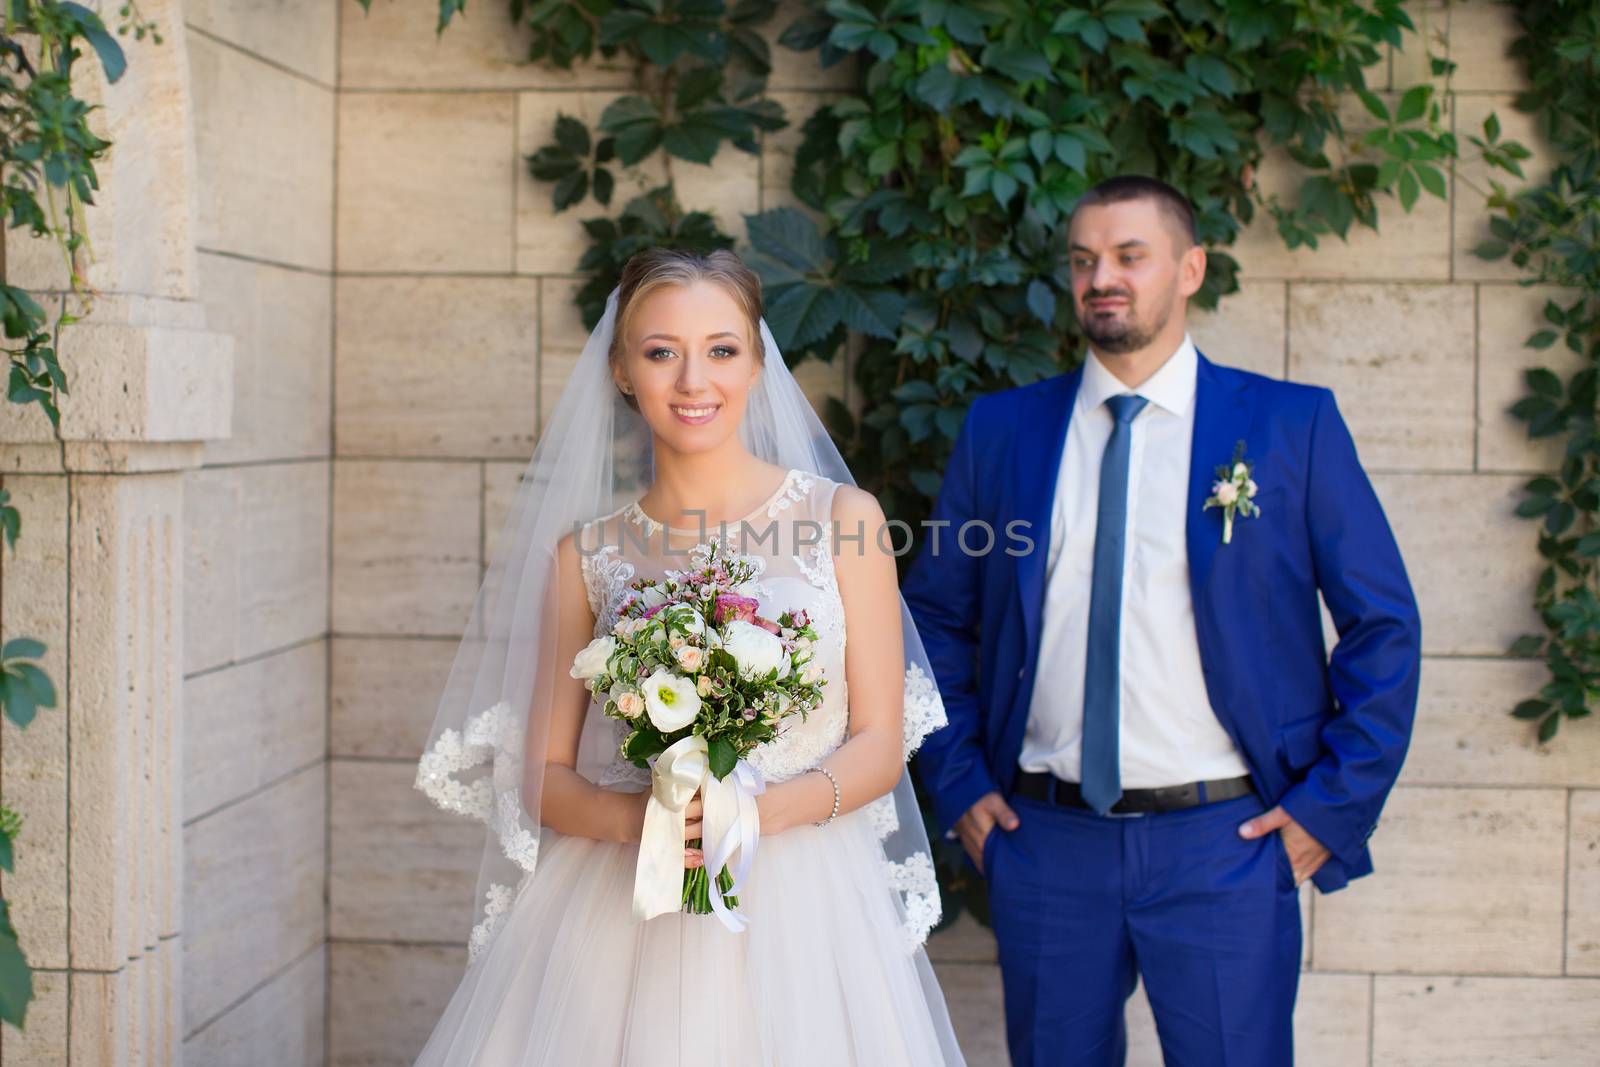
xmin=0 ymin=4 xmax=232 ymax=1062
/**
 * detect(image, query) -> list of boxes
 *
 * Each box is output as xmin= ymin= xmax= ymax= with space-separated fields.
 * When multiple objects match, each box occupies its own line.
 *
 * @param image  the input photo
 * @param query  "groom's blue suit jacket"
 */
xmin=904 ymin=353 xmax=1422 ymax=892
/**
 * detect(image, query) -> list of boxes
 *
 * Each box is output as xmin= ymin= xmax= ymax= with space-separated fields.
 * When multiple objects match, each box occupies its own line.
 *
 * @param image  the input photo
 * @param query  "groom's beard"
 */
xmin=1078 ymin=287 xmax=1174 ymax=355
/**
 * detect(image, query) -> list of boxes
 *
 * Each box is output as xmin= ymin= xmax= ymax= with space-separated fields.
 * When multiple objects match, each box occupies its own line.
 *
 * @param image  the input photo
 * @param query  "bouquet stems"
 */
xmin=681 ymin=838 xmax=737 ymax=914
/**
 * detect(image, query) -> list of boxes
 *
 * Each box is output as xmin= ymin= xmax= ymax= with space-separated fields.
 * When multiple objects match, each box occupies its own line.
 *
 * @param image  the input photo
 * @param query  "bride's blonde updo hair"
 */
xmin=610 ymin=247 xmax=766 ymax=411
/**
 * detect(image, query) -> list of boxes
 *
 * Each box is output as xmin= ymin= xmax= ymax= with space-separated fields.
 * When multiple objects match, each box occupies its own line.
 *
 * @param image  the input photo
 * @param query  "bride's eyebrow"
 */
xmin=640 ymin=331 xmax=743 ymax=344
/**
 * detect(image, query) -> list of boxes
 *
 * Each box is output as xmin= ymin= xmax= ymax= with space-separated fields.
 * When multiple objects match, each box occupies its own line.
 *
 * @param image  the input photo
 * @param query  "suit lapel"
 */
xmin=1186 ymin=353 xmax=1253 ymax=606
xmin=1015 ymin=371 xmax=1081 ymax=654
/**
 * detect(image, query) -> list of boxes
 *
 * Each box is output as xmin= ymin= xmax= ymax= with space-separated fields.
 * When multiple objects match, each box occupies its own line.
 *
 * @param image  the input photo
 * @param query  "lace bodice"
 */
xmin=578 ymin=468 xmax=851 ymax=786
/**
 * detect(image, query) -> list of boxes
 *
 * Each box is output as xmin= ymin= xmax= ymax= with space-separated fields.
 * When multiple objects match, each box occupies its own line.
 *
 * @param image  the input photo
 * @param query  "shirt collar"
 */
xmin=1077 ymin=333 xmax=1198 ymax=419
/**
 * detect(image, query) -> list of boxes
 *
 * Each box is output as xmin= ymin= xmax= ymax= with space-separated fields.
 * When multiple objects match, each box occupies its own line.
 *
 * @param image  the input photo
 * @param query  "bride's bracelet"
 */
xmin=809 ymin=766 xmax=841 ymax=828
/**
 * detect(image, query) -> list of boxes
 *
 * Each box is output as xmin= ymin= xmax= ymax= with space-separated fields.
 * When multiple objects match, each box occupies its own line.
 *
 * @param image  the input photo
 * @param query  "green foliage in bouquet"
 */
xmin=571 ymin=537 xmax=826 ymax=911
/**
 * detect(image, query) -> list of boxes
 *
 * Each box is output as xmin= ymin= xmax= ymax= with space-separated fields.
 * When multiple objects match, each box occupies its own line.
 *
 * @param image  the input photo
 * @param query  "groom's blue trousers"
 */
xmin=983 ymin=790 xmax=1301 ymax=1066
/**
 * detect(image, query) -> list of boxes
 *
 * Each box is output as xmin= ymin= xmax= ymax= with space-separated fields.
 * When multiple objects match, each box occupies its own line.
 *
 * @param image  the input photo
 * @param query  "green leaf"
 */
xmin=1 ymin=638 xmax=45 ymax=661
xmin=1527 ymin=330 xmax=1559 ymax=350
xmin=59 ymin=2 xmax=127 ymax=83
xmin=1396 ymin=168 xmax=1420 ymax=211
xmin=1396 ymin=85 xmax=1431 ymax=124
xmin=1526 ymin=367 xmax=1563 ymax=397
xmin=1538 ymin=711 xmax=1561 ymax=743
xmin=1512 ymin=699 xmax=1551 ymax=720
xmin=1357 ymin=90 xmax=1390 ymax=123
xmin=708 ymin=736 xmax=737 ymax=779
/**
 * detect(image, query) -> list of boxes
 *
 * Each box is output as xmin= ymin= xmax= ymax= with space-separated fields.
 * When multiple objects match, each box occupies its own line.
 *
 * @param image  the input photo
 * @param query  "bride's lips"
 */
xmin=670 ymin=402 xmax=721 ymax=426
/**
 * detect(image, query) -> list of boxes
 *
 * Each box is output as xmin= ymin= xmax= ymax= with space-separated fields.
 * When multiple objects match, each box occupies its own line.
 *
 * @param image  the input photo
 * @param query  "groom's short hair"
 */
xmin=1070 ymin=176 xmax=1199 ymax=252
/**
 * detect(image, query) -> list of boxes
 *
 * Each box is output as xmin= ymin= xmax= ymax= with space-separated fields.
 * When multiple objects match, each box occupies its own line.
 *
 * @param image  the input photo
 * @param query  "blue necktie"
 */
xmin=1080 ymin=393 xmax=1148 ymax=815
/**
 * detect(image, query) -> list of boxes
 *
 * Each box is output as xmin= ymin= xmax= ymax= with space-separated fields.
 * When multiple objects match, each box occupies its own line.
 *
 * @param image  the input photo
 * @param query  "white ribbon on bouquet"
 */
xmin=632 ymin=734 xmax=765 ymax=932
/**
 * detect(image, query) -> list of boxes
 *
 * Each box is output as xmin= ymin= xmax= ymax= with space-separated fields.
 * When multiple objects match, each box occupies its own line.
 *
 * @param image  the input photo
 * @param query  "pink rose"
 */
xmin=713 ymin=594 xmax=760 ymax=625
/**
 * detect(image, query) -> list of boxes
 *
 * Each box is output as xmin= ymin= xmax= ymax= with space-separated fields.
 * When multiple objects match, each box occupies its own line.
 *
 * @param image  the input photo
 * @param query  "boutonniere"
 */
xmin=1203 ymin=440 xmax=1260 ymax=544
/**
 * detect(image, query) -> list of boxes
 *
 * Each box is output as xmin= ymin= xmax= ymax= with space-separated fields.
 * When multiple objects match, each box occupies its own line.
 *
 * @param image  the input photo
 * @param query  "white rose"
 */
xmin=615 ymin=691 xmax=644 ymax=719
xmin=696 ymin=675 xmax=714 ymax=697
xmin=661 ymin=604 xmax=707 ymax=637
xmin=669 ymin=635 xmax=686 ymax=649
xmin=675 ymin=645 xmax=705 ymax=672
xmin=799 ymin=662 xmax=822 ymax=685
xmin=1232 ymin=462 xmax=1248 ymax=479
xmin=1214 ymin=482 xmax=1239 ymax=506
xmin=722 ymin=619 xmax=790 ymax=681
xmin=638 ymin=585 xmax=669 ymax=609
xmin=1245 ymin=478 xmax=1259 ymax=498
xmin=640 ymin=667 xmax=701 ymax=732
xmin=781 ymin=627 xmax=796 ymax=640
xmin=569 ymin=635 xmax=616 ymax=680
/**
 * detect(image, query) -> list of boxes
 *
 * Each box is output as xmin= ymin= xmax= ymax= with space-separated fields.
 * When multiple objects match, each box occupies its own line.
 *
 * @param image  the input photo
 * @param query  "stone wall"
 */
xmin=178 ymin=1 xmax=334 ymax=1063
xmin=2 ymin=0 xmax=1595 ymax=1063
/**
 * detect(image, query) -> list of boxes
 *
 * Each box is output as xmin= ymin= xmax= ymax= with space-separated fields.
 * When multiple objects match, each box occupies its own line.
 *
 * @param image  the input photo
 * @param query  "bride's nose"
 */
xmin=674 ymin=350 xmax=710 ymax=393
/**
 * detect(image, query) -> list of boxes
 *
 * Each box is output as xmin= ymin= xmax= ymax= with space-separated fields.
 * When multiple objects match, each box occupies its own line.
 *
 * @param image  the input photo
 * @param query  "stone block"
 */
xmin=538 ymin=275 xmax=591 ymax=435
xmin=183 ymin=467 xmax=241 ymax=675
xmin=235 ymin=461 xmax=330 ymax=658
xmin=339 ymin=0 xmax=631 ymax=90
xmin=188 ymin=0 xmax=338 ymax=84
xmin=1372 ymin=975 xmax=1600 ymax=1064
xmin=1477 ymin=284 xmax=1582 ymax=473
xmin=338 ymin=92 xmax=515 ymax=273
xmin=6 ymin=967 xmax=66 ymax=1065
xmin=329 ymin=941 xmax=465 ymax=1067
xmin=183 ymin=640 xmax=326 ymax=822
xmin=930 ymin=961 xmax=1008 ymax=1067
xmin=197 ymin=253 xmax=332 ymax=465
xmin=1448 ymin=1 xmax=1528 ymax=93
xmin=182 ymin=945 xmax=325 ymax=1066
xmin=1312 ymin=786 xmax=1566 ymax=975
xmin=1191 ymin=280 xmax=1288 ymax=379
xmin=189 ymin=34 xmax=334 ymax=270
xmin=1371 ymin=473 xmax=1540 ymax=656
xmin=1570 ymin=790 xmax=1600 ymax=975
xmin=330 ymin=636 xmax=457 ymax=759
xmin=767 ymin=0 xmax=859 ymax=92
xmin=1403 ymin=657 xmax=1600 ymax=788
xmin=1289 ymin=283 xmax=1475 ymax=470
xmin=329 ymin=759 xmax=479 ymax=942
xmin=335 ymin=275 xmax=537 ymax=458
xmin=183 ymin=763 xmax=325 ymax=1032
xmin=331 ymin=459 xmax=481 ymax=635
xmin=483 ymin=460 xmax=528 ymax=565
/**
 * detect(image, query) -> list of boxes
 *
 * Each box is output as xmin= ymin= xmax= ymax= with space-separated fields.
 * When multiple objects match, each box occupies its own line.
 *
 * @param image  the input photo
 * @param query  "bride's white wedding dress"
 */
xmin=412 ymin=468 xmax=966 ymax=1066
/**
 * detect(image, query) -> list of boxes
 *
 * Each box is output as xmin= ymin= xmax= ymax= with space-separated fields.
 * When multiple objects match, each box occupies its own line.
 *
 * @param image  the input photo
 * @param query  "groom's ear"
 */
xmin=1178 ymin=242 xmax=1207 ymax=298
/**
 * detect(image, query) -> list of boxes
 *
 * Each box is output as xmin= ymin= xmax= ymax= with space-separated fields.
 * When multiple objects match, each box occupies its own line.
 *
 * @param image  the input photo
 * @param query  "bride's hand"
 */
xmin=682 ymin=797 xmax=703 ymax=842
xmin=683 ymin=797 xmax=704 ymax=869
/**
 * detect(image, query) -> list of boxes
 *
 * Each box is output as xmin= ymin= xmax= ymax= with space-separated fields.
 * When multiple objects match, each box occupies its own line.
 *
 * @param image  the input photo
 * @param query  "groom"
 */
xmin=904 ymin=176 xmax=1421 ymax=1065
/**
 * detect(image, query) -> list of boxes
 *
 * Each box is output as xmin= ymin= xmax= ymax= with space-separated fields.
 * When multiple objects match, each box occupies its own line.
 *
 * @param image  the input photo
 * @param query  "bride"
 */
xmin=409 ymin=248 xmax=968 ymax=1065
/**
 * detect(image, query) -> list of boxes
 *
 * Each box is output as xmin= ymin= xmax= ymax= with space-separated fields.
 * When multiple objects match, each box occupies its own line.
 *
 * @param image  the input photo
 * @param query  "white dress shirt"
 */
xmin=1019 ymin=335 xmax=1250 ymax=788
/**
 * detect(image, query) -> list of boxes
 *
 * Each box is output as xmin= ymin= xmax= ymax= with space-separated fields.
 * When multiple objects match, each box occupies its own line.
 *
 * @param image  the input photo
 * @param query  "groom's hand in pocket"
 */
xmin=1238 ymin=805 xmax=1330 ymax=886
xmin=955 ymin=792 xmax=1020 ymax=876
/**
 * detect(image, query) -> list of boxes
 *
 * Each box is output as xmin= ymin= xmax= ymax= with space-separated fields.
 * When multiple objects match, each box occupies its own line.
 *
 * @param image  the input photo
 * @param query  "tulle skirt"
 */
xmin=412 ymin=803 xmax=967 ymax=1066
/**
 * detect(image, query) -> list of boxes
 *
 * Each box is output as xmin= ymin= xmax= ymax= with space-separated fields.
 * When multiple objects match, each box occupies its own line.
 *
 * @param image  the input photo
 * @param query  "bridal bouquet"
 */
xmin=569 ymin=538 xmax=825 ymax=930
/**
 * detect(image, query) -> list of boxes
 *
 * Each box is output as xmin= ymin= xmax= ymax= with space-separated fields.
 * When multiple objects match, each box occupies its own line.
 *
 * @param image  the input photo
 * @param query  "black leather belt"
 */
xmin=1014 ymin=770 xmax=1255 ymax=815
